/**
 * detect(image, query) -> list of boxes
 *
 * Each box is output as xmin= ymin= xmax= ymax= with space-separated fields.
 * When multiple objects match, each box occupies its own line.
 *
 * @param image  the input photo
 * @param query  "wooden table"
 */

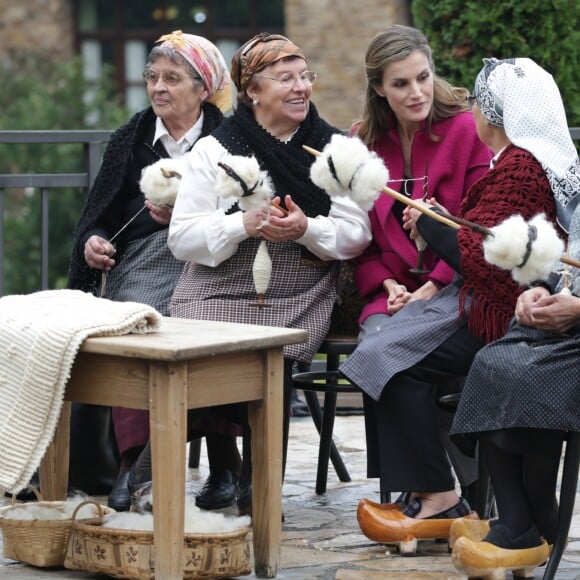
xmin=38 ymin=317 xmax=307 ymax=579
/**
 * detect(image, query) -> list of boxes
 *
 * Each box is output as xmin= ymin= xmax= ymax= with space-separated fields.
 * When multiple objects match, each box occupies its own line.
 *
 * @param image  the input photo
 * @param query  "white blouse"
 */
xmin=168 ymin=135 xmax=372 ymax=267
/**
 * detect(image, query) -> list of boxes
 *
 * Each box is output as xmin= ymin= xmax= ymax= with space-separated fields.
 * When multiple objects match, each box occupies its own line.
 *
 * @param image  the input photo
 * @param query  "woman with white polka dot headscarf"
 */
xmin=449 ymin=59 xmax=580 ymax=579
xmin=473 ymin=57 xmax=579 ymax=232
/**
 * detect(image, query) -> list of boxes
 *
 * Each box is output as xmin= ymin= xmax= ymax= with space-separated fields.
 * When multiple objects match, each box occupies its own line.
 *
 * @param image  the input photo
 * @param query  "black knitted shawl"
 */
xmin=67 ymin=103 xmax=224 ymax=294
xmin=212 ymin=102 xmax=340 ymax=218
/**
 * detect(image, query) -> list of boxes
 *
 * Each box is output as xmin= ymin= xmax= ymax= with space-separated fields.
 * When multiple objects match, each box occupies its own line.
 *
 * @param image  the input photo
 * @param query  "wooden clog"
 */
xmin=449 ymin=516 xmax=491 ymax=548
xmin=358 ymin=497 xmax=404 ymax=512
xmin=451 ymin=536 xmax=549 ymax=579
xmin=357 ymin=498 xmax=479 ymax=555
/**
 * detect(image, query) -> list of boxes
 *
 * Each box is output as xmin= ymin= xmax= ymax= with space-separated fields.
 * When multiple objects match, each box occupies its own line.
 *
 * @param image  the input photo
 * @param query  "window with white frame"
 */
xmin=74 ymin=0 xmax=284 ymax=113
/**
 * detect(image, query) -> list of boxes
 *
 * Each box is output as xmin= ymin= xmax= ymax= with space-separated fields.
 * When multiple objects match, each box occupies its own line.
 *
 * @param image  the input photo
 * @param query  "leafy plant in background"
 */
xmin=412 ymin=0 xmax=579 ymax=126
xmin=0 ymin=56 xmax=129 ymax=294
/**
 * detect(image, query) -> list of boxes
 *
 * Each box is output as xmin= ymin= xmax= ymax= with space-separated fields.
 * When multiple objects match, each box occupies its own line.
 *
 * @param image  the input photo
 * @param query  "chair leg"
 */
xmin=475 ymin=444 xmax=494 ymax=519
xmin=303 ymin=390 xmax=351 ymax=492
xmin=188 ymin=438 xmax=202 ymax=469
xmin=543 ymin=432 xmax=580 ymax=580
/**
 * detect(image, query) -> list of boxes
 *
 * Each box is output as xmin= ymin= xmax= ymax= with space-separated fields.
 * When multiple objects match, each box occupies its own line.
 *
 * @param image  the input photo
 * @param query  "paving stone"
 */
xmin=1 ymin=415 xmax=579 ymax=579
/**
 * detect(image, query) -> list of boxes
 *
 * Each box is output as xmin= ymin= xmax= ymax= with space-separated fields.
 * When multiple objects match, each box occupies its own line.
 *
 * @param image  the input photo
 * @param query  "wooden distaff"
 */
xmin=303 ymin=144 xmax=580 ymax=270
xmin=303 ymin=144 xmax=459 ymax=230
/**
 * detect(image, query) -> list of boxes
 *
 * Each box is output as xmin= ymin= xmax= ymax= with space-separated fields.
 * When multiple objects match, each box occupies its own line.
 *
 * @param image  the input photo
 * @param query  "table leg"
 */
xmin=149 ymin=361 xmax=187 ymax=579
xmin=39 ymin=401 xmax=71 ymax=500
xmin=248 ymin=349 xmax=283 ymax=578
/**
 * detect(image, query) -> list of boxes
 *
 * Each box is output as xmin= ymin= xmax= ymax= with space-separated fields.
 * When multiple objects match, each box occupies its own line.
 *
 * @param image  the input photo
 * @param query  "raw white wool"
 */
xmin=216 ymin=154 xmax=273 ymax=212
xmin=484 ymin=213 xmax=565 ymax=284
xmin=139 ymin=158 xmax=185 ymax=207
xmin=483 ymin=214 xmax=530 ymax=270
xmin=309 ymin=133 xmax=389 ymax=210
xmin=511 ymin=213 xmax=566 ymax=284
xmin=101 ymin=497 xmax=250 ymax=533
xmin=2 ymin=493 xmax=103 ymax=521
xmin=253 ymin=240 xmax=272 ymax=295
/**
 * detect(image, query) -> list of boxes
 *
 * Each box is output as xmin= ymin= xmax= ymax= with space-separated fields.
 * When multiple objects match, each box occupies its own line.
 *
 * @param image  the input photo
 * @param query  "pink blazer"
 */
xmin=355 ymin=112 xmax=493 ymax=324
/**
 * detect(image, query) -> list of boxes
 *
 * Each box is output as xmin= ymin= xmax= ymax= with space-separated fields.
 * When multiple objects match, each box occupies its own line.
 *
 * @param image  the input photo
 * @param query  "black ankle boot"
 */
xmin=195 ymin=469 xmax=239 ymax=510
xmin=4 ymin=472 xmax=40 ymax=502
xmin=107 ymin=471 xmax=132 ymax=512
xmin=126 ymin=442 xmax=153 ymax=512
xmin=107 ymin=447 xmax=143 ymax=512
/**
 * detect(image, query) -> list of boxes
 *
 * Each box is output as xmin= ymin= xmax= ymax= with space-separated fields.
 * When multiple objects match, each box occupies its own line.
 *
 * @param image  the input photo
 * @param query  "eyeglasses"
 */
xmin=255 ymin=71 xmax=317 ymax=88
xmin=142 ymin=70 xmax=201 ymax=86
xmin=466 ymin=94 xmax=477 ymax=109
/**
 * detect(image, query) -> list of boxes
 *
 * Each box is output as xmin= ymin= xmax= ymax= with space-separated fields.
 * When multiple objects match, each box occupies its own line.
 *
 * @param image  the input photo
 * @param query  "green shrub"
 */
xmin=0 ymin=57 xmax=129 ymax=294
xmin=412 ymin=0 xmax=580 ymax=126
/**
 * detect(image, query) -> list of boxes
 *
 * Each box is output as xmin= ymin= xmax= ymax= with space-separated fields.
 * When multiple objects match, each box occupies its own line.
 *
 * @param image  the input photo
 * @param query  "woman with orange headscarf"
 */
xmin=126 ymin=33 xmax=372 ymax=514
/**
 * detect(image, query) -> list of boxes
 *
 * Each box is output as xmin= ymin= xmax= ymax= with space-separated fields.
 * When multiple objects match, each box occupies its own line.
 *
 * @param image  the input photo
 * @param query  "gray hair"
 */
xmin=145 ymin=46 xmax=202 ymax=83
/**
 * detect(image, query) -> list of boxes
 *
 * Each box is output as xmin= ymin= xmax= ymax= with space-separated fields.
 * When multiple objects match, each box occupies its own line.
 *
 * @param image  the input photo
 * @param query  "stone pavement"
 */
xmin=1 ymin=413 xmax=579 ymax=579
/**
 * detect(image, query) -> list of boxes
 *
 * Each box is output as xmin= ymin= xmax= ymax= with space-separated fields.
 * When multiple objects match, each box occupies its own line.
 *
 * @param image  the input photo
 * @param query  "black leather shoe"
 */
xmin=126 ymin=442 xmax=153 ymax=512
xmin=107 ymin=471 xmax=131 ymax=512
xmin=4 ymin=471 xmax=40 ymax=502
xmin=195 ymin=469 xmax=239 ymax=510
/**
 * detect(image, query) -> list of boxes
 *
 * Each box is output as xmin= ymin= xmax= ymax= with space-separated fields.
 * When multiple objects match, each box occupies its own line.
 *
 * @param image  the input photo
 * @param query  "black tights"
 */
xmin=480 ymin=432 xmax=562 ymax=543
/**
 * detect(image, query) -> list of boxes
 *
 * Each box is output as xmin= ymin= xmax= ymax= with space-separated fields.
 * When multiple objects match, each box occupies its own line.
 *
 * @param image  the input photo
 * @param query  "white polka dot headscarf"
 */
xmin=474 ymin=57 xmax=580 ymax=232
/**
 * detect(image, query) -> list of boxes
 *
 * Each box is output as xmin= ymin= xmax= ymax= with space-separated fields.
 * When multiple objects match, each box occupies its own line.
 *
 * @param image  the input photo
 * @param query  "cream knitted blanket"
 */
xmin=0 ymin=289 xmax=162 ymax=493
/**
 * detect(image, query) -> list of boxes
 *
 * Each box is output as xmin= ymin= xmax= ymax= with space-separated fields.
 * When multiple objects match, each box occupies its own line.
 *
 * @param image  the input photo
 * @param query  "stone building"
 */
xmin=0 ymin=0 xmax=410 ymax=130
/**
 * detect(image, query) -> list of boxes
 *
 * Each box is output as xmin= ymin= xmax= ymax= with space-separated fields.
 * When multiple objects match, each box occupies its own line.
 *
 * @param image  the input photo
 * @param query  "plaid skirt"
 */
xmin=102 ymin=229 xmax=184 ymax=316
xmin=170 ymin=238 xmax=339 ymax=363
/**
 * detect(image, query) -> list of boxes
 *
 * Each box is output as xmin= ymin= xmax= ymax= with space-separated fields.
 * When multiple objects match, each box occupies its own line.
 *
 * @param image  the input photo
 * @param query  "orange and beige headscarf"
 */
xmin=231 ymin=32 xmax=306 ymax=96
xmin=156 ymin=30 xmax=232 ymax=113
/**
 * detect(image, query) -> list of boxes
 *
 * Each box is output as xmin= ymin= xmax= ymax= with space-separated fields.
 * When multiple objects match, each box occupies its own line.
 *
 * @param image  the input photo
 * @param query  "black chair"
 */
xmin=291 ymin=260 xmax=364 ymax=494
xmin=543 ymin=430 xmax=580 ymax=580
xmin=438 ymin=389 xmax=495 ymax=519
xmin=292 ymin=335 xmax=361 ymax=494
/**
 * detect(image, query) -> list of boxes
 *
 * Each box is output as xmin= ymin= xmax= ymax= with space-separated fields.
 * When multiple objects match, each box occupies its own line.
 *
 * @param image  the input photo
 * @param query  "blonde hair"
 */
xmin=356 ymin=25 xmax=468 ymax=145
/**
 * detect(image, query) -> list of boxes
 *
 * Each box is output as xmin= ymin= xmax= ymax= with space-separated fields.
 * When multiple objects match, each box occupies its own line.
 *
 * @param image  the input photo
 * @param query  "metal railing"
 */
xmin=0 ymin=130 xmax=112 ymax=295
xmin=1 ymin=128 xmax=579 ymax=297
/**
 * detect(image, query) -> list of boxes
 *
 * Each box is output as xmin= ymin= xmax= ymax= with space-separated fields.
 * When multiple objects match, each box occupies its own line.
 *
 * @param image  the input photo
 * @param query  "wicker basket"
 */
xmin=0 ymin=487 xmax=114 ymax=568
xmin=64 ymin=502 xmax=252 ymax=579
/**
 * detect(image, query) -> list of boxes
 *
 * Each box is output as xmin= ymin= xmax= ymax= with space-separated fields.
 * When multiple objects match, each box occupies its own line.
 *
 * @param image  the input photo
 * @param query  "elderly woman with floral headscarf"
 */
xmin=67 ymin=30 xmax=232 ymax=511
xmin=345 ymin=57 xmax=573 ymax=554
xmin=447 ymin=59 xmax=580 ymax=579
xmin=125 ymin=32 xmax=371 ymax=514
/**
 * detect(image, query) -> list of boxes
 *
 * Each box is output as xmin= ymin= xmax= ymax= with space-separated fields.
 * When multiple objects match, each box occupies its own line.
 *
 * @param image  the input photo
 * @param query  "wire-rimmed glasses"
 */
xmin=142 ymin=70 xmax=201 ymax=86
xmin=255 ymin=71 xmax=317 ymax=89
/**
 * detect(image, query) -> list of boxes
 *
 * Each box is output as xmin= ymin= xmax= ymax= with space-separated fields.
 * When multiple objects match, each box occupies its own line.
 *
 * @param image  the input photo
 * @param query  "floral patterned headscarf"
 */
xmin=156 ymin=30 xmax=232 ymax=113
xmin=474 ymin=57 xmax=580 ymax=232
xmin=230 ymin=32 xmax=306 ymax=96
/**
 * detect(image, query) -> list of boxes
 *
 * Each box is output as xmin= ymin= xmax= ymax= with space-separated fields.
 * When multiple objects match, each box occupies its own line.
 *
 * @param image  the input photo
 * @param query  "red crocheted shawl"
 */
xmin=457 ymin=144 xmax=561 ymax=343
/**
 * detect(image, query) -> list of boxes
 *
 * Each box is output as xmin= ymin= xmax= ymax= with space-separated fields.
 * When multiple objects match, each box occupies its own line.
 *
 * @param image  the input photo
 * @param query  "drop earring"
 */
xmin=252 ymin=97 xmax=259 ymax=106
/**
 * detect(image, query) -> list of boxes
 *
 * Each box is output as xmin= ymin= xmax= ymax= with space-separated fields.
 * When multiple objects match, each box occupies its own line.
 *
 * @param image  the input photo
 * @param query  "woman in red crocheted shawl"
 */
xmin=341 ymin=57 xmax=577 ymax=550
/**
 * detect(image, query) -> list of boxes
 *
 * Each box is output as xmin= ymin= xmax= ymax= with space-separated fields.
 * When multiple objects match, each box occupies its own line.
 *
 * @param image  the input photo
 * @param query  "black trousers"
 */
xmin=364 ymin=323 xmax=483 ymax=492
